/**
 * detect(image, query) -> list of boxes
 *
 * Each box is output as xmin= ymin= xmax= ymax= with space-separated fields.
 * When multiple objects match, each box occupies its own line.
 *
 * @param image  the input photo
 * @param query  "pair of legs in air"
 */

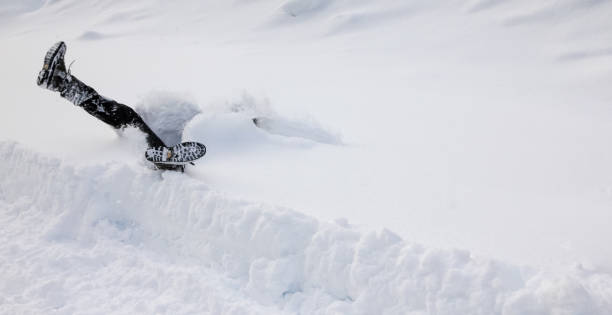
xmin=36 ymin=41 xmax=166 ymax=149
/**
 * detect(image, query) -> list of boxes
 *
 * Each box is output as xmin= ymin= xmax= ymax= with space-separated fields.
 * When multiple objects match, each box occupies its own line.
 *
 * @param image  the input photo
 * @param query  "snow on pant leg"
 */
xmin=56 ymin=73 xmax=166 ymax=148
xmin=79 ymin=95 xmax=167 ymax=148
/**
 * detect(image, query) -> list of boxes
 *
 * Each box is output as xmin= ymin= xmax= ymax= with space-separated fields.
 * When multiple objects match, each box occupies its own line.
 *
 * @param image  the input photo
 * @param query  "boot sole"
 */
xmin=37 ymin=41 xmax=66 ymax=87
xmin=145 ymin=142 xmax=207 ymax=165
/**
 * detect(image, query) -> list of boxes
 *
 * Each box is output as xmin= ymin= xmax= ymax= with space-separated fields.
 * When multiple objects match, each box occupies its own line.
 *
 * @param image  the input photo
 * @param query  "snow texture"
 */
xmin=2 ymin=141 xmax=612 ymax=314
xmin=135 ymin=92 xmax=201 ymax=146
xmin=281 ymin=0 xmax=334 ymax=18
xmin=254 ymin=116 xmax=342 ymax=145
xmin=77 ymin=31 xmax=112 ymax=41
xmin=3 ymin=0 xmax=612 ymax=313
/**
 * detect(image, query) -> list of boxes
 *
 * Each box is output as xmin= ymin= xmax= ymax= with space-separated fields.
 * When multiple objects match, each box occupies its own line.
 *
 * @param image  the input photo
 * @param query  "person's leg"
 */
xmin=37 ymin=41 xmax=166 ymax=148
xmin=68 ymin=84 xmax=167 ymax=148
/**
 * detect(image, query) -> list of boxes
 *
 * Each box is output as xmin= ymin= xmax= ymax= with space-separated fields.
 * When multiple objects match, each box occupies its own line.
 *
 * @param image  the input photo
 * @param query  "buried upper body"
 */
xmin=36 ymin=41 xmax=206 ymax=172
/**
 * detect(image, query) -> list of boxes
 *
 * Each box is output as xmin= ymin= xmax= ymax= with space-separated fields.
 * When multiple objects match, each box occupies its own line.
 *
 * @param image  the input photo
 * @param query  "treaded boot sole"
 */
xmin=145 ymin=142 xmax=207 ymax=165
xmin=37 ymin=41 xmax=66 ymax=88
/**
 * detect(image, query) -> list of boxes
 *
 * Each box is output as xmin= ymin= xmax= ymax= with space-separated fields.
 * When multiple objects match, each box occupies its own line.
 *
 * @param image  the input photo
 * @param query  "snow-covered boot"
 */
xmin=36 ymin=41 xmax=66 ymax=91
xmin=36 ymin=41 xmax=96 ymax=106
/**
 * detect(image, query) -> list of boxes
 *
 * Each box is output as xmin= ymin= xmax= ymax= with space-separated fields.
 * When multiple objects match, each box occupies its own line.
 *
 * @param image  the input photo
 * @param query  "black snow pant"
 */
xmin=78 ymin=94 xmax=166 ymax=148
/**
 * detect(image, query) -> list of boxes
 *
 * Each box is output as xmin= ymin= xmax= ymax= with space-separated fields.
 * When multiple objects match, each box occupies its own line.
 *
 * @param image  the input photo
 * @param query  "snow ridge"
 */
xmin=1 ymin=141 xmax=611 ymax=314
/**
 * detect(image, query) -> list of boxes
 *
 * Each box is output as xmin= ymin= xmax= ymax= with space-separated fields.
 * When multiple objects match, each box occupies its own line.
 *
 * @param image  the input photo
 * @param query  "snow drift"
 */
xmin=1 ymin=141 xmax=611 ymax=314
xmin=3 ymin=0 xmax=612 ymax=313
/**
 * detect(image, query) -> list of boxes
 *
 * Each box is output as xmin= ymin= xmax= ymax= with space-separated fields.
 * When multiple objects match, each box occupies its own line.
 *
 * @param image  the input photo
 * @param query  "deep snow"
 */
xmin=2 ymin=142 xmax=612 ymax=314
xmin=2 ymin=0 xmax=612 ymax=313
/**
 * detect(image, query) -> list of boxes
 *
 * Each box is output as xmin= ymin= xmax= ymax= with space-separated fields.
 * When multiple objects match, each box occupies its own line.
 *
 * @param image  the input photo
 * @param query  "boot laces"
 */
xmin=67 ymin=60 xmax=76 ymax=75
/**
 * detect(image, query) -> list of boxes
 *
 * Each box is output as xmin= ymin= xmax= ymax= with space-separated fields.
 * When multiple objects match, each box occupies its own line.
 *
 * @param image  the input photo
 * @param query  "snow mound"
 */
xmin=77 ymin=31 xmax=112 ymax=41
xmin=281 ymin=0 xmax=334 ymax=18
xmin=182 ymin=93 xmax=342 ymax=155
xmin=253 ymin=116 xmax=342 ymax=145
xmin=0 ymin=0 xmax=44 ymax=18
xmin=2 ymin=141 xmax=612 ymax=314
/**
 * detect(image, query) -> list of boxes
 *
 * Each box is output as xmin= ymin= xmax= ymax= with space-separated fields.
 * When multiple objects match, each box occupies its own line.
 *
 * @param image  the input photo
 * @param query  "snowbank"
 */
xmin=1 ymin=141 xmax=611 ymax=314
xmin=3 ymin=0 xmax=612 ymax=313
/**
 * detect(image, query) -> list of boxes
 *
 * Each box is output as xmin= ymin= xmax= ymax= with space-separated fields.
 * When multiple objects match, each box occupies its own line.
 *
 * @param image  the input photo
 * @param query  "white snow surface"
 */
xmin=2 ymin=0 xmax=612 ymax=313
xmin=2 ymin=141 xmax=612 ymax=314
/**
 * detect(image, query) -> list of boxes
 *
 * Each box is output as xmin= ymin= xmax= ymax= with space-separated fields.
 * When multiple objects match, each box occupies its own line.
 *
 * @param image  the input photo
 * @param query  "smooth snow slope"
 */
xmin=2 ymin=0 xmax=612 ymax=313
xmin=2 ymin=141 xmax=612 ymax=314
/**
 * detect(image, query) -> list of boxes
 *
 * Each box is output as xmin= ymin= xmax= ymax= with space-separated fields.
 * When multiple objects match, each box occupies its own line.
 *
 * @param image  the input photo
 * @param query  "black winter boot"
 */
xmin=36 ymin=41 xmax=96 ymax=106
xmin=36 ymin=41 xmax=66 ymax=91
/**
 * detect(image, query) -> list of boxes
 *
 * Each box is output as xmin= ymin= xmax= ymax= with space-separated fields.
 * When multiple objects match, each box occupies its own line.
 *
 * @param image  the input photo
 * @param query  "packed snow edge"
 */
xmin=1 ymin=141 xmax=611 ymax=314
